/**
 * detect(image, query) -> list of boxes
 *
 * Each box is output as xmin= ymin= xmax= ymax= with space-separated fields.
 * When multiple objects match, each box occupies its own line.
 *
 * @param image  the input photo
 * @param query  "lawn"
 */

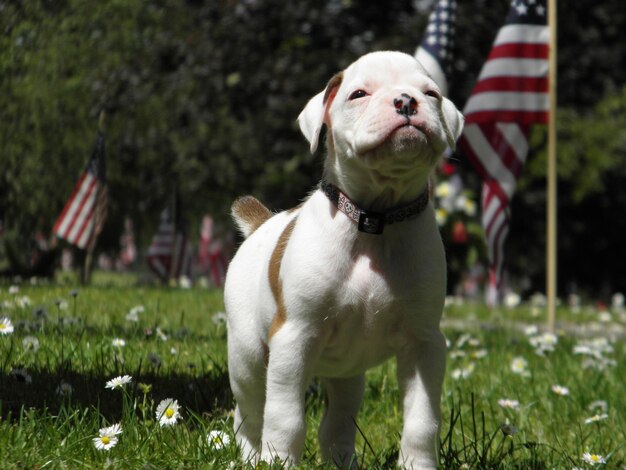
xmin=0 ymin=278 xmax=624 ymax=469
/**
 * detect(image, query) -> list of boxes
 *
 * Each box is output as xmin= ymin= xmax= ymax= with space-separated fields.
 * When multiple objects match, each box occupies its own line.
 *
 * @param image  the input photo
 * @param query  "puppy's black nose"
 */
xmin=394 ymin=93 xmax=418 ymax=117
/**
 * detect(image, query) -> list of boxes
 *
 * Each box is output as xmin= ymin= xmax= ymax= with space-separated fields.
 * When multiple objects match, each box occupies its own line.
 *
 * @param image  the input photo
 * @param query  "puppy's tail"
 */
xmin=231 ymin=196 xmax=273 ymax=238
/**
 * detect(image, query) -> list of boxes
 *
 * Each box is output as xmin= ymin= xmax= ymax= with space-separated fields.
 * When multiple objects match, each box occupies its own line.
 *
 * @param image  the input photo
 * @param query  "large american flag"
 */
xmin=147 ymin=198 xmax=191 ymax=282
xmin=53 ymin=131 xmax=108 ymax=250
xmin=414 ymin=0 xmax=457 ymax=96
xmin=458 ymin=0 xmax=549 ymax=304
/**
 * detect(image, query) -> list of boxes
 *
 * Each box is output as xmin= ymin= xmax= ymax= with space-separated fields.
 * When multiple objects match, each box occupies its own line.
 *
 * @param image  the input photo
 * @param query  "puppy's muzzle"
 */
xmin=394 ymin=93 xmax=418 ymax=117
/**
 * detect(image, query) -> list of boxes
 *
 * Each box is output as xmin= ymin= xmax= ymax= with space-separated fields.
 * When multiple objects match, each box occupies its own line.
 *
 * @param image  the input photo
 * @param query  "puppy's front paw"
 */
xmin=260 ymin=449 xmax=295 ymax=467
xmin=399 ymin=453 xmax=437 ymax=470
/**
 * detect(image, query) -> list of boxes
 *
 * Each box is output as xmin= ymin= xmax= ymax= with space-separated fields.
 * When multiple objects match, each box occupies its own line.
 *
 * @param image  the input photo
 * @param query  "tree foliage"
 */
xmin=1 ymin=0 xmax=626 ymax=295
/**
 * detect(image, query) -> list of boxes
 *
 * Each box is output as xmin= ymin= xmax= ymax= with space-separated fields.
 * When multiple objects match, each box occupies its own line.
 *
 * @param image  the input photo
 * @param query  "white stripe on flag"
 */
xmin=66 ymin=187 xmax=97 ymax=244
xmin=464 ymin=91 xmax=549 ymax=115
xmin=463 ymin=124 xmax=517 ymax=199
xmin=495 ymin=24 xmax=550 ymax=45
xmin=497 ymin=123 xmax=529 ymax=163
xmin=477 ymin=59 xmax=548 ymax=79
xmin=56 ymin=174 xmax=96 ymax=238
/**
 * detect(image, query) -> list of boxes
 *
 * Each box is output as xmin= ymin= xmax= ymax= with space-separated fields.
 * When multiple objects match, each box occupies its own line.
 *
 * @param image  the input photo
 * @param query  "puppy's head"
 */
xmin=298 ymin=51 xmax=463 ymax=203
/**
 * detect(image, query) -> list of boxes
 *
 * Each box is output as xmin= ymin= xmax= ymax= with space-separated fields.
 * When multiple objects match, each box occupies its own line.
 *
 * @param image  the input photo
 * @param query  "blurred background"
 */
xmin=1 ymin=0 xmax=625 ymax=301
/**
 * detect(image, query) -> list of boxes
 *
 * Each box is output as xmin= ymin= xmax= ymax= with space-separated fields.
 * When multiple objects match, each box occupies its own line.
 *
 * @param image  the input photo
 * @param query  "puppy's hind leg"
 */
xmin=318 ymin=374 xmax=365 ymax=469
xmin=228 ymin=334 xmax=267 ymax=463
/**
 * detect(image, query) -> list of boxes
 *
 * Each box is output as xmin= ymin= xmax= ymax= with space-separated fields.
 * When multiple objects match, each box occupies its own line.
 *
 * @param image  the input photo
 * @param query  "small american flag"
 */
xmin=147 ymin=199 xmax=191 ymax=282
xmin=53 ymin=131 xmax=108 ymax=250
xmin=414 ymin=0 xmax=457 ymax=96
xmin=458 ymin=0 xmax=549 ymax=304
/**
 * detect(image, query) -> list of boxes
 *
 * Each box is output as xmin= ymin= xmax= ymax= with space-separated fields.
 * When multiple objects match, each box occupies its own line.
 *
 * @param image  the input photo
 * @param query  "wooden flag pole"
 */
xmin=547 ymin=0 xmax=558 ymax=331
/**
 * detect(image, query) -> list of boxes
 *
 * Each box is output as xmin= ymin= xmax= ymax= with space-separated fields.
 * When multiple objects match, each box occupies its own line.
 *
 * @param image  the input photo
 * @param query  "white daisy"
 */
xmin=207 ymin=430 xmax=231 ymax=449
xmin=93 ymin=423 xmax=123 ymax=451
xmin=0 ymin=317 xmax=14 ymax=335
xmin=22 ymin=336 xmax=40 ymax=352
xmin=582 ymin=452 xmax=606 ymax=466
xmin=510 ymin=356 xmax=530 ymax=376
xmin=584 ymin=414 xmax=608 ymax=424
xmin=551 ymin=384 xmax=570 ymax=396
xmin=10 ymin=367 xmax=32 ymax=384
xmin=56 ymin=381 xmax=73 ymax=397
xmin=8 ymin=285 xmax=19 ymax=295
xmin=156 ymin=398 xmax=182 ymax=427
xmin=498 ymin=399 xmax=520 ymax=410
xmin=112 ymin=338 xmax=126 ymax=348
xmin=105 ymin=375 xmax=132 ymax=390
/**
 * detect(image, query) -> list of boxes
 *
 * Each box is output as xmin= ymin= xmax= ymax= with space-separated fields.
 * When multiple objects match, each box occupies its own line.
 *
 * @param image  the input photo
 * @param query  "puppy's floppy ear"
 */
xmin=440 ymin=97 xmax=465 ymax=150
xmin=297 ymin=72 xmax=343 ymax=154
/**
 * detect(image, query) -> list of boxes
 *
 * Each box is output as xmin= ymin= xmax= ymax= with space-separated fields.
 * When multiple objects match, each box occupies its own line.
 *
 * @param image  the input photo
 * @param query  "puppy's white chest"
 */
xmin=315 ymin=253 xmax=405 ymax=377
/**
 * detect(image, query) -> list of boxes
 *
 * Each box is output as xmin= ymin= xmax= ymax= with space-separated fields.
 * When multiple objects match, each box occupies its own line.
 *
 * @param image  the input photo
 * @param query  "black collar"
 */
xmin=320 ymin=180 xmax=430 ymax=235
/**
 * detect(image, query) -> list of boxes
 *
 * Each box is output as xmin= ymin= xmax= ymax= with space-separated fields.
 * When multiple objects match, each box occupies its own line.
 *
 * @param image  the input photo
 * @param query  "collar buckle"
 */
xmin=358 ymin=211 xmax=385 ymax=234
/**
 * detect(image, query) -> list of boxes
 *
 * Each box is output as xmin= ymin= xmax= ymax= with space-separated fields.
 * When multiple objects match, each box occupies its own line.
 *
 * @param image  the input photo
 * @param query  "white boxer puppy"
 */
xmin=224 ymin=50 xmax=463 ymax=469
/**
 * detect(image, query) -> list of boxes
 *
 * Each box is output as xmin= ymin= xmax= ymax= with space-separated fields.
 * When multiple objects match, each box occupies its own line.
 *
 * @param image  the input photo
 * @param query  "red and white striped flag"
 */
xmin=147 ymin=200 xmax=191 ymax=282
xmin=458 ymin=0 xmax=549 ymax=304
xmin=53 ymin=131 xmax=108 ymax=250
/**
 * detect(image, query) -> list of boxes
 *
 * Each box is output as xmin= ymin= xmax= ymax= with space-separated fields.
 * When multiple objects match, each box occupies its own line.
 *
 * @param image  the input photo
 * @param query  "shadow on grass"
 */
xmin=0 ymin=366 xmax=233 ymax=423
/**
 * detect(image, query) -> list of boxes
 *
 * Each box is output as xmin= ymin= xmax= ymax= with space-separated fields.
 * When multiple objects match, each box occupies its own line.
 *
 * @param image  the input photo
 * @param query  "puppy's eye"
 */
xmin=348 ymin=90 xmax=368 ymax=100
xmin=425 ymin=90 xmax=441 ymax=100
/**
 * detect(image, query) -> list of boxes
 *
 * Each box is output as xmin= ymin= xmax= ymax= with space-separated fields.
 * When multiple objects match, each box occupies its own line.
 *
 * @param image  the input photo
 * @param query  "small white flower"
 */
xmin=170 ymin=347 xmax=178 ymax=355
xmin=179 ymin=276 xmax=192 ymax=289
xmin=598 ymin=311 xmax=612 ymax=323
xmin=530 ymin=292 xmax=547 ymax=307
xmin=588 ymin=400 xmax=609 ymax=414
xmin=611 ymin=292 xmax=624 ymax=310
xmin=529 ymin=332 xmax=558 ymax=355
xmin=551 ymin=384 xmax=570 ymax=396
xmin=8 ymin=285 xmax=19 ymax=295
xmin=435 ymin=182 xmax=451 ymax=198
xmin=22 ymin=336 xmax=40 ymax=352
xmin=471 ymin=349 xmax=488 ymax=359
xmin=504 ymin=292 xmax=521 ymax=308
xmin=584 ymin=413 xmax=608 ymax=424
xmin=125 ymin=310 xmax=139 ymax=322
xmin=156 ymin=327 xmax=168 ymax=342
xmin=207 ymin=430 xmax=231 ymax=449
xmin=56 ymin=381 xmax=73 ymax=396
xmin=93 ymin=423 xmax=122 ymax=451
xmin=582 ymin=452 xmax=606 ymax=466
xmin=105 ymin=375 xmax=132 ymax=390
xmin=10 ymin=368 xmax=32 ymax=384
xmin=212 ymin=311 xmax=228 ymax=325
xmin=510 ymin=356 xmax=530 ymax=376
xmin=0 ymin=317 xmax=15 ymax=335
xmin=524 ymin=324 xmax=539 ymax=336
xmin=451 ymin=363 xmax=475 ymax=380
xmin=156 ymin=398 xmax=182 ymax=427
xmin=112 ymin=338 xmax=126 ymax=348
xmin=16 ymin=296 xmax=31 ymax=308
xmin=498 ymin=399 xmax=520 ymax=410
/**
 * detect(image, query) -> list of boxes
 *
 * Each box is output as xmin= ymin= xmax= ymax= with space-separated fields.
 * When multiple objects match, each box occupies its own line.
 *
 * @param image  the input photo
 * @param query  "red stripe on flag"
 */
xmin=53 ymin=172 xmax=88 ymax=234
xmin=488 ymin=43 xmax=549 ymax=60
xmin=60 ymin=177 xmax=97 ymax=240
xmin=465 ymin=110 xmax=548 ymax=125
xmin=471 ymin=76 xmax=548 ymax=95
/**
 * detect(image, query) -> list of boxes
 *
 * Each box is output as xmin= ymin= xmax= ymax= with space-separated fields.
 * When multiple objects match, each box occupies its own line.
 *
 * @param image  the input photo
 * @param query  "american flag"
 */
xmin=458 ymin=0 xmax=549 ymax=304
xmin=197 ymin=215 xmax=229 ymax=288
xmin=53 ymin=131 xmax=108 ymax=250
xmin=414 ymin=0 xmax=457 ymax=96
xmin=147 ymin=198 xmax=191 ymax=282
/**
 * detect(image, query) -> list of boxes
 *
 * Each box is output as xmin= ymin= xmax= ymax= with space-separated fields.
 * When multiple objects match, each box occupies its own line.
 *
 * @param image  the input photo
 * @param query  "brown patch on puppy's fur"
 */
xmin=231 ymin=196 xmax=273 ymax=238
xmin=268 ymin=217 xmax=297 ymax=339
xmin=323 ymin=71 xmax=343 ymax=105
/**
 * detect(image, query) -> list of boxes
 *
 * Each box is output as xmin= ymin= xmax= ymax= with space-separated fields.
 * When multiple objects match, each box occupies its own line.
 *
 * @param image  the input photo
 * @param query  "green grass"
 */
xmin=0 ymin=280 xmax=624 ymax=468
